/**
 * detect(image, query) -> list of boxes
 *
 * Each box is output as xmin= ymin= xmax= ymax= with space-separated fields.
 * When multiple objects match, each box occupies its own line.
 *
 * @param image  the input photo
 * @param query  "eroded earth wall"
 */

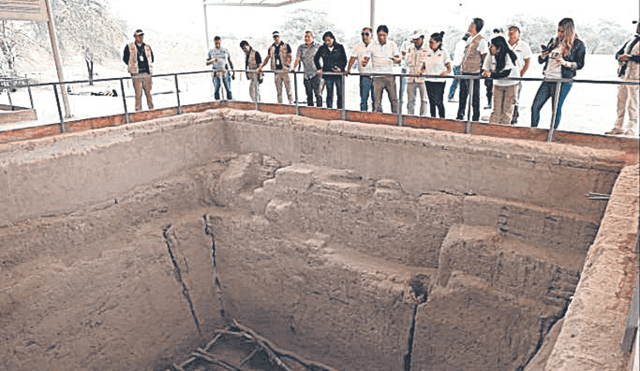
xmin=0 ymin=109 xmax=636 ymax=371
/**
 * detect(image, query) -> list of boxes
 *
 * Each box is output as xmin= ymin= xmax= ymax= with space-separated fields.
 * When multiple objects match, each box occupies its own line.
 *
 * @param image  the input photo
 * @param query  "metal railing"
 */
xmin=4 ymin=68 xmax=639 ymax=143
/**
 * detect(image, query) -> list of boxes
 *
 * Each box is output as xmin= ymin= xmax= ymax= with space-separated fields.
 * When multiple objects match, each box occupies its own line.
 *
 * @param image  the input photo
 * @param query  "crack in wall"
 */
xmin=517 ymin=308 xmax=567 ymax=371
xmin=404 ymin=277 xmax=430 ymax=371
xmin=162 ymin=225 xmax=203 ymax=338
xmin=203 ymin=215 xmax=228 ymax=321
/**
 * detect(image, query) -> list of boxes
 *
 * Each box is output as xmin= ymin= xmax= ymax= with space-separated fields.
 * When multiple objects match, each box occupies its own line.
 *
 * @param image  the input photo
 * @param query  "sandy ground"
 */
xmin=1 ymin=54 xmax=637 ymax=137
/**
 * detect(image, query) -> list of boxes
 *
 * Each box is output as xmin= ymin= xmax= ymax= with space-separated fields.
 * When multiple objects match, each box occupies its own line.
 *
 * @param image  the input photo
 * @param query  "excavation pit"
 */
xmin=0 ymin=109 xmax=637 ymax=371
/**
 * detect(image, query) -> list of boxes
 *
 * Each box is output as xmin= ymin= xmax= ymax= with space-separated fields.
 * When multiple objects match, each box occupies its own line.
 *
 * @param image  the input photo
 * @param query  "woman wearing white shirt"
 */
xmin=421 ymin=32 xmax=451 ymax=118
xmin=481 ymin=36 xmax=520 ymax=125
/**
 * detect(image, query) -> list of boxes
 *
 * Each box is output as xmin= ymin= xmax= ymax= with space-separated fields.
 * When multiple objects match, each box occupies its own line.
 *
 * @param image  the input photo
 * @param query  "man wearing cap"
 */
xmin=606 ymin=20 xmax=640 ymax=136
xmin=258 ymin=31 xmax=293 ymax=104
xmin=404 ymin=31 xmax=429 ymax=116
xmin=292 ymin=30 xmax=322 ymax=107
xmin=207 ymin=36 xmax=235 ymax=100
xmin=456 ymin=18 xmax=488 ymax=122
xmin=346 ymin=27 xmax=375 ymax=111
xmin=122 ymin=29 xmax=154 ymax=111
xmin=507 ymin=23 xmax=532 ymax=125
xmin=362 ymin=25 xmax=402 ymax=114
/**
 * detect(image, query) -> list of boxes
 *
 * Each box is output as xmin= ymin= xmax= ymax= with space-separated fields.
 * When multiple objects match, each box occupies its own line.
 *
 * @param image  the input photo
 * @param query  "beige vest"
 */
xmin=460 ymin=34 xmax=484 ymax=74
xmin=246 ymin=49 xmax=263 ymax=81
xmin=269 ymin=42 xmax=290 ymax=71
xmin=127 ymin=42 xmax=153 ymax=75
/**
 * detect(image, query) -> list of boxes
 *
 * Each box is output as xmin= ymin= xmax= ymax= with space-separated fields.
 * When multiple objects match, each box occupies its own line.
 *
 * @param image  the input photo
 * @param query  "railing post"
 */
xmin=6 ymin=88 xmax=13 ymax=108
xmin=174 ymin=74 xmax=182 ymax=115
xmin=466 ymin=75 xmax=474 ymax=134
xmin=27 ymin=79 xmax=35 ymax=110
xmin=547 ymin=80 xmax=562 ymax=143
xmin=52 ymin=84 xmax=66 ymax=133
xmin=397 ymin=73 xmax=403 ymax=126
xmin=341 ymin=72 xmax=346 ymax=121
xmin=120 ymin=78 xmax=130 ymax=124
xmin=294 ymin=71 xmax=299 ymax=116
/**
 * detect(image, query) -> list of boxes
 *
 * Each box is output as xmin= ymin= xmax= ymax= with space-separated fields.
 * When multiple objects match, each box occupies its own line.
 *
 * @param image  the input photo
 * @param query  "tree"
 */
xmin=279 ymin=9 xmax=344 ymax=47
xmin=32 ymin=0 xmax=127 ymax=84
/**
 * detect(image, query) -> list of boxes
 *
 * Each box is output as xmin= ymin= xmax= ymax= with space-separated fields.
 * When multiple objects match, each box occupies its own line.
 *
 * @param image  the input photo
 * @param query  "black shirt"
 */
xmin=245 ymin=49 xmax=262 ymax=69
xmin=122 ymin=42 xmax=154 ymax=74
xmin=272 ymin=42 xmax=292 ymax=70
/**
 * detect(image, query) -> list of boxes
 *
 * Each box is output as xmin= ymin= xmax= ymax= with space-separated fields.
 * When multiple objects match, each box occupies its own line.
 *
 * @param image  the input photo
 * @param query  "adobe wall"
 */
xmin=0 ymin=109 xmax=636 ymax=370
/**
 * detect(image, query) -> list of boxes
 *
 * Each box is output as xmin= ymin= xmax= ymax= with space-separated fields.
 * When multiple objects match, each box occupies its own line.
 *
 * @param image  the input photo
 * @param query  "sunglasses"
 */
xmin=361 ymin=32 xmax=371 ymax=36
xmin=273 ymin=35 xmax=280 ymax=39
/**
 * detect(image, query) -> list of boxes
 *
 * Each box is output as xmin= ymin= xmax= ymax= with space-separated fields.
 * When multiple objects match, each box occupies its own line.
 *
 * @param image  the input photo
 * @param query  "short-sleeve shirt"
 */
xmin=482 ymin=53 xmax=520 ymax=86
xmin=208 ymin=47 xmax=230 ymax=70
xmin=509 ymin=39 xmax=532 ymax=70
xmin=423 ymin=48 xmax=451 ymax=83
xmin=296 ymin=42 xmax=319 ymax=78
xmin=365 ymin=41 xmax=399 ymax=73
xmin=350 ymin=41 xmax=373 ymax=74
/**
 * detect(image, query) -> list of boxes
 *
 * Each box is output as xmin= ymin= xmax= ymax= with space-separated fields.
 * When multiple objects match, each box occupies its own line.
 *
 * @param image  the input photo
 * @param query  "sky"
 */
xmin=108 ymin=0 xmax=640 ymax=46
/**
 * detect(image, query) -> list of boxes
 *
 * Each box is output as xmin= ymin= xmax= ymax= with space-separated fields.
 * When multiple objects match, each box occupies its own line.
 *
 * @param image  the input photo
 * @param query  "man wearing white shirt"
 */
xmin=456 ymin=18 xmax=488 ymax=122
xmin=363 ymin=25 xmax=402 ymax=113
xmin=507 ymin=24 xmax=532 ymax=125
xmin=405 ymin=31 xmax=429 ymax=116
xmin=346 ymin=27 xmax=375 ymax=111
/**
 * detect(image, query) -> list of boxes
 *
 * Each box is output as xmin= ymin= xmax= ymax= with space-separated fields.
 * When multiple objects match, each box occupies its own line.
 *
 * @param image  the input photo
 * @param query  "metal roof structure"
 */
xmin=203 ymin=0 xmax=311 ymax=7
xmin=202 ymin=0 xmax=375 ymax=49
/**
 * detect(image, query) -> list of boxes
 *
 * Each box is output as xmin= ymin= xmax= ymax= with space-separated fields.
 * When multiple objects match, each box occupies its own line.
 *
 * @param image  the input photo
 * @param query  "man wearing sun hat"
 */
xmin=606 ymin=20 xmax=640 ymax=136
xmin=258 ymin=31 xmax=293 ymax=104
xmin=122 ymin=29 xmax=154 ymax=111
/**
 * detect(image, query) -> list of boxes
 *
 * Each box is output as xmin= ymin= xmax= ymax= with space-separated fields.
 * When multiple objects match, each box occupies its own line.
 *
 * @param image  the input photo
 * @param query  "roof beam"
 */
xmin=204 ymin=0 xmax=310 ymax=7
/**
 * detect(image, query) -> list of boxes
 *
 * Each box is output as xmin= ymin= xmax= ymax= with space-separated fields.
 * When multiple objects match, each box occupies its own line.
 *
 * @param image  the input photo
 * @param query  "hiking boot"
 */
xmin=605 ymin=128 xmax=624 ymax=135
xmin=624 ymin=129 xmax=637 ymax=136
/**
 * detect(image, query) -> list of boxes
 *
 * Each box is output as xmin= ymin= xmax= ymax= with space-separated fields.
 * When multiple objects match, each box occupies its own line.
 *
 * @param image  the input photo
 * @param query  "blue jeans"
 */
xmin=213 ymin=72 xmax=232 ymax=100
xmin=359 ymin=75 xmax=374 ymax=111
xmin=448 ymin=65 xmax=461 ymax=99
xmin=325 ymin=76 xmax=343 ymax=109
xmin=531 ymin=81 xmax=573 ymax=129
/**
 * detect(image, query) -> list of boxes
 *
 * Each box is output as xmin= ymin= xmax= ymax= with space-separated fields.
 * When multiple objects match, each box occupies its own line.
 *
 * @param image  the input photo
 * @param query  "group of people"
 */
xmin=122 ymin=17 xmax=639 ymax=136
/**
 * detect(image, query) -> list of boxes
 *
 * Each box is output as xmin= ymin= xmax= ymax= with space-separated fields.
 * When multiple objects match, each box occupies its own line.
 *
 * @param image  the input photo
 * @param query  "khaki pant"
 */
xmin=274 ymin=71 xmax=293 ymax=104
xmin=614 ymin=81 xmax=639 ymax=134
xmin=249 ymin=77 xmax=260 ymax=102
xmin=407 ymin=81 xmax=427 ymax=116
xmin=132 ymin=73 xmax=153 ymax=111
xmin=373 ymin=75 xmax=398 ymax=114
xmin=490 ymin=84 xmax=517 ymax=125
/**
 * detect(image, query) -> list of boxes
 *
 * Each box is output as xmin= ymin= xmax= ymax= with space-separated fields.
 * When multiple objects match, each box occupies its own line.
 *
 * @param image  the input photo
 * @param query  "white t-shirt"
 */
xmin=508 ymin=39 xmax=532 ymax=72
xmin=351 ymin=41 xmax=373 ymax=74
xmin=543 ymin=45 xmax=564 ymax=79
xmin=482 ymin=53 xmax=520 ymax=86
xmin=423 ymin=48 xmax=451 ymax=83
xmin=364 ymin=41 xmax=399 ymax=73
xmin=452 ymin=38 xmax=467 ymax=66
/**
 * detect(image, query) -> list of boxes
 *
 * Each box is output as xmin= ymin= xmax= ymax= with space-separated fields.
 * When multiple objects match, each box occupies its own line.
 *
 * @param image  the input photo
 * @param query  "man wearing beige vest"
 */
xmin=123 ymin=29 xmax=154 ymax=112
xmin=258 ymin=31 xmax=294 ymax=104
xmin=456 ymin=18 xmax=488 ymax=122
